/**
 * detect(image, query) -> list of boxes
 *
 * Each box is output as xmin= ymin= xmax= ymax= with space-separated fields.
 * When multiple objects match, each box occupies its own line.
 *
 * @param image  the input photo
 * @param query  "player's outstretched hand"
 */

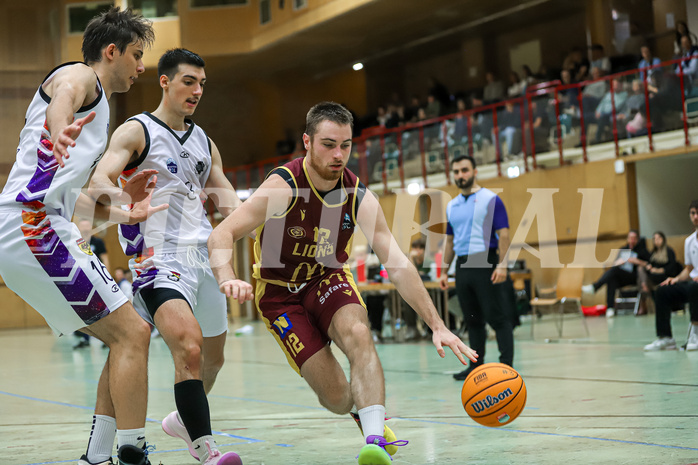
xmin=52 ymin=111 xmax=96 ymax=168
xmin=126 ymin=191 xmax=169 ymax=224
xmin=432 ymin=326 xmax=478 ymax=365
xmin=219 ymin=279 xmax=254 ymax=302
xmin=120 ymin=170 xmax=159 ymax=205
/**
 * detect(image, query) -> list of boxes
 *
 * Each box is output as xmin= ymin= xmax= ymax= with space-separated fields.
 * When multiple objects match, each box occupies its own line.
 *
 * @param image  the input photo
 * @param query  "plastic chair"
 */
xmin=529 ymin=268 xmax=590 ymax=339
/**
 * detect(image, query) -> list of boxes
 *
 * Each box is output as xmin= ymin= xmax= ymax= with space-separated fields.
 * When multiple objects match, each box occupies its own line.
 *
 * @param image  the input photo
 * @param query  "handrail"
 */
xmin=223 ymin=54 xmax=698 ymax=192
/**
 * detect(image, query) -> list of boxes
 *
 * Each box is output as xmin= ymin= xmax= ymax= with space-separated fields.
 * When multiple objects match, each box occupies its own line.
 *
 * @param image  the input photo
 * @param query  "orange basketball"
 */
xmin=461 ymin=363 xmax=526 ymax=427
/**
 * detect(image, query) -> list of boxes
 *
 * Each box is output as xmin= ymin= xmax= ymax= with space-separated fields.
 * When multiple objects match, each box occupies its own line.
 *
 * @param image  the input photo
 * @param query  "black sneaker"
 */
xmin=453 ymin=366 xmax=476 ymax=381
xmin=117 ymin=445 xmax=150 ymax=465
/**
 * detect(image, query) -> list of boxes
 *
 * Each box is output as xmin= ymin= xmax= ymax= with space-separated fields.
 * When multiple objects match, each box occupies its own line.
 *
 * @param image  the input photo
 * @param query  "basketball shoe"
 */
xmin=162 ymin=411 xmax=198 ymax=459
xmin=350 ymin=412 xmax=399 ymax=456
xmin=643 ymin=337 xmax=677 ymax=351
xmin=77 ymin=456 xmax=114 ymax=465
xmin=200 ymin=440 xmax=243 ymax=465
xmin=116 ymin=444 xmax=151 ymax=465
xmin=357 ymin=435 xmax=408 ymax=465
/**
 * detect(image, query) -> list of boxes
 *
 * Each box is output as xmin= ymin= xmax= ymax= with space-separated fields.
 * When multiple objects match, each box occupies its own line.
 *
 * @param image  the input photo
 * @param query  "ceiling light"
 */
xmin=353 ymin=62 xmax=364 ymax=71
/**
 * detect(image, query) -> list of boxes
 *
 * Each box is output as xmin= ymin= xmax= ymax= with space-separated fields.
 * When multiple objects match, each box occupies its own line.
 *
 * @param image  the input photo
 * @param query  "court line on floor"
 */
xmin=402 ymin=417 xmax=698 ymax=451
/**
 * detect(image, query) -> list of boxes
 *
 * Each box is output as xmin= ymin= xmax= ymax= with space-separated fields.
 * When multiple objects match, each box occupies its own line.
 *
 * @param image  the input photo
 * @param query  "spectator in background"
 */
xmin=592 ymin=78 xmax=629 ymax=144
xmin=644 ymin=201 xmax=698 ymax=352
xmin=674 ymin=21 xmax=698 ymax=56
xmin=428 ymin=77 xmax=451 ymax=109
xmin=580 ymin=67 xmax=608 ymax=136
xmin=638 ymin=45 xmax=661 ymax=84
xmin=405 ymin=95 xmax=422 ymax=123
xmin=507 ymin=71 xmax=523 ymax=97
xmin=590 ymin=44 xmax=611 ymax=74
xmin=675 ymin=34 xmax=698 ymax=91
xmin=385 ymin=103 xmax=404 ymax=129
xmin=483 ymin=71 xmax=505 ymax=103
xmin=521 ymin=65 xmax=537 ymax=89
xmin=424 ymin=93 xmax=441 ymax=119
xmin=527 ymin=99 xmax=551 ymax=154
xmin=637 ymin=231 xmax=681 ymax=294
xmin=583 ymin=230 xmax=650 ymax=317
xmin=558 ymin=69 xmax=580 ymax=112
xmin=452 ymin=98 xmax=468 ymax=143
xmin=618 ymin=79 xmax=646 ymax=138
xmin=563 ymin=46 xmax=590 ymax=82
xmin=114 ymin=267 xmax=133 ymax=301
xmin=495 ymin=102 xmax=522 ymax=156
xmin=376 ymin=105 xmax=388 ymax=127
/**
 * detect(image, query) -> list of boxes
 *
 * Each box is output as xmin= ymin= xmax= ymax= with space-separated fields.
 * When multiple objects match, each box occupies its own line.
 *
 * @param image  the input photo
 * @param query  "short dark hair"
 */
xmin=689 ymin=200 xmax=698 ymax=211
xmin=451 ymin=154 xmax=477 ymax=170
xmin=628 ymin=229 xmax=639 ymax=237
xmin=158 ymin=48 xmax=205 ymax=79
xmin=82 ymin=7 xmax=154 ymax=64
xmin=305 ymin=102 xmax=353 ymax=138
xmin=411 ymin=238 xmax=426 ymax=250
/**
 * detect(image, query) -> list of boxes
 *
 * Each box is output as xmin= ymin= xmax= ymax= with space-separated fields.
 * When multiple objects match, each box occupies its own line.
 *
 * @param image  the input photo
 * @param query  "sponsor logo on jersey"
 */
xmin=166 ymin=158 xmax=178 ymax=174
xmin=287 ymin=226 xmax=306 ymax=239
xmin=195 ymin=161 xmax=206 ymax=175
xmin=180 ymin=150 xmax=190 ymax=158
xmin=111 ymin=284 xmax=119 ymax=293
xmin=272 ymin=313 xmax=293 ymax=339
xmin=341 ymin=213 xmax=352 ymax=230
xmin=318 ymin=282 xmax=352 ymax=305
xmin=300 ymin=210 xmax=306 ymax=220
xmin=168 ymin=271 xmax=181 ymax=282
xmin=76 ymin=238 xmax=93 ymax=256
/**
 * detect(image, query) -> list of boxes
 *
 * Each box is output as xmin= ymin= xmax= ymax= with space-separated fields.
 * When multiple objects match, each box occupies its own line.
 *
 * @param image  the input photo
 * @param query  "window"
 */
xmin=67 ymin=2 xmax=113 ymax=34
xmin=128 ymin=0 xmax=177 ymax=18
xmin=190 ymin=0 xmax=248 ymax=7
xmin=293 ymin=0 xmax=307 ymax=10
xmin=260 ymin=0 xmax=271 ymax=24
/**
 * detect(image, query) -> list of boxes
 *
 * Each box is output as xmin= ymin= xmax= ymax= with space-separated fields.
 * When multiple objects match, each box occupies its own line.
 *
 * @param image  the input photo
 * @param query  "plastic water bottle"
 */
xmin=381 ymin=307 xmax=393 ymax=339
xmin=379 ymin=264 xmax=388 ymax=282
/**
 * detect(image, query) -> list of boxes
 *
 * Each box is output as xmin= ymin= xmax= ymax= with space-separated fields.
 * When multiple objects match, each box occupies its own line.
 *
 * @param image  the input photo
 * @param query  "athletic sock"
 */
xmin=174 ymin=379 xmax=212 ymax=442
xmin=192 ymin=435 xmax=217 ymax=463
xmin=116 ymin=427 xmax=146 ymax=449
xmin=358 ymin=405 xmax=386 ymax=440
xmin=86 ymin=414 xmax=116 ymax=463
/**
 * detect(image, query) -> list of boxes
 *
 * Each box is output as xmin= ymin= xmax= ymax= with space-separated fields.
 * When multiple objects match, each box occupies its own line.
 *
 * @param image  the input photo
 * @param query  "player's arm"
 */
xmin=356 ymin=189 xmax=477 ymax=364
xmin=439 ymin=232 xmax=455 ymax=290
xmin=44 ymin=64 xmax=99 ymax=167
xmin=88 ymin=120 xmax=158 ymax=206
xmin=203 ymin=139 xmax=240 ymax=218
xmin=492 ymin=227 xmax=510 ymax=284
xmin=208 ymin=174 xmax=293 ymax=301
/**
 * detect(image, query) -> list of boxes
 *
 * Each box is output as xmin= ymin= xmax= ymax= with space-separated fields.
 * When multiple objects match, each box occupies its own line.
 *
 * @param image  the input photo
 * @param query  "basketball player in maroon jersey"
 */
xmin=208 ymin=102 xmax=477 ymax=465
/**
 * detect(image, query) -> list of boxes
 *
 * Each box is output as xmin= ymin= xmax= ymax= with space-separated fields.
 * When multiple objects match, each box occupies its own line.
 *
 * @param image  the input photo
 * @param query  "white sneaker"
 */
xmin=162 ymin=411 xmax=197 ymax=460
xmin=643 ymin=337 xmax=677 ymax=351
xmin=686 ymin=326 xmax=698 ymax=351
xmin=606 ymin=307 xmax=615 ymax=318
xmin=582 ymin=284 xmax=595 ymax=295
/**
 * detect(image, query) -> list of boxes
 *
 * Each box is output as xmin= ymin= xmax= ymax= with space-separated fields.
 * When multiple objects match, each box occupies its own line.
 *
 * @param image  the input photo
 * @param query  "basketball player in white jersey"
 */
xmin=0 ymin=8 xmax=162 ymax=465
xmin=89 ymin=49 xmax=243 ymax=465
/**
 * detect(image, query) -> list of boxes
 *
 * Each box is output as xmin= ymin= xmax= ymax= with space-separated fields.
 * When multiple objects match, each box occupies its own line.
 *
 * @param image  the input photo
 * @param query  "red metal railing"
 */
xmin=223 ymin=55 xmax=698 ymax=193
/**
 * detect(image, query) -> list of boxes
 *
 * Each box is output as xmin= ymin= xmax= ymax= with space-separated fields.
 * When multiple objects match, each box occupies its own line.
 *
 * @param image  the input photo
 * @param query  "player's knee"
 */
xmin=319 ymin=390 xmax=353 ymax=414
xmin=346 ymin=320 xmax=372 ymax=345
xmin=203 ymin=351 xmax=224 ymax=377
xmin=177 ymin=340 xmax=203 ymax=371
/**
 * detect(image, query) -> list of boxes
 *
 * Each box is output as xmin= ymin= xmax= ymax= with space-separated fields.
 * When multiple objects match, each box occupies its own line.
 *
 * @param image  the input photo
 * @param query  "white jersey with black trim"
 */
xmin=0 ymin=62 xmax=110 ymax=220
xmin=118 ymin=112 xmax=214 ymax=256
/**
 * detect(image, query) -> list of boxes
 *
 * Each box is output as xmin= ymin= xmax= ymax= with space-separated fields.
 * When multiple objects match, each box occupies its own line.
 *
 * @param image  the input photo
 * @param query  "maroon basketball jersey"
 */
xmin=253 ymin=157 xmax=361 ymax=286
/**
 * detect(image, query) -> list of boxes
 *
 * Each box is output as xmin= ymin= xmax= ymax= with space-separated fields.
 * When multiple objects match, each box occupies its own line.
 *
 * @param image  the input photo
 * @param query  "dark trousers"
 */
xmin=594 ymin=266 xmax=636 ymax=308
xmin=455 ymin=252 xmax=515 ymax=368
xmin=365 ymin=294 xmax=385 ymax=333
xmin=654 ymin=281 xmax=698 ymax=338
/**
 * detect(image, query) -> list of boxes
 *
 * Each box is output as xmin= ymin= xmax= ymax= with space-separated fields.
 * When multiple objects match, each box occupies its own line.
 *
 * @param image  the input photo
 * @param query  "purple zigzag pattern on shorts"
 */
xmin=24 ymin=224 xmax=109 ymax=325
xmin=120 ymin=223 xmax=145 ymax=256
xmin=16 ymin=132 xmax=60 ymax=203
xmin=132 ymin=268 xmax=159 ymax=293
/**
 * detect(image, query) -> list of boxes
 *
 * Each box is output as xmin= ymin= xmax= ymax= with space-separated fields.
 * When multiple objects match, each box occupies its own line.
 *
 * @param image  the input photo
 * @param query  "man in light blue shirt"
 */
xmin=439 ymin=155 xmax=515 ymax=381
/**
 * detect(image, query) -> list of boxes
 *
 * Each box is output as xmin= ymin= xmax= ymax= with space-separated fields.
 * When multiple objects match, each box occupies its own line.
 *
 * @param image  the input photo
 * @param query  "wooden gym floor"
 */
xmin=0 ymin=312 xmax=696 ymax=465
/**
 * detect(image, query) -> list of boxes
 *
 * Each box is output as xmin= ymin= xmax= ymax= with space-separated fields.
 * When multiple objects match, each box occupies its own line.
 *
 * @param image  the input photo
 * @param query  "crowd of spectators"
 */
xmin=333 ymin=20 xmax=698 ymax=173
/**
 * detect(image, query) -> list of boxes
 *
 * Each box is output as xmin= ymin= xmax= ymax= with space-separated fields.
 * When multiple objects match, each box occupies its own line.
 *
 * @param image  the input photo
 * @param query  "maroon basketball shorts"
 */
xmin=255 ymin=268 xmax=366 ymax=375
